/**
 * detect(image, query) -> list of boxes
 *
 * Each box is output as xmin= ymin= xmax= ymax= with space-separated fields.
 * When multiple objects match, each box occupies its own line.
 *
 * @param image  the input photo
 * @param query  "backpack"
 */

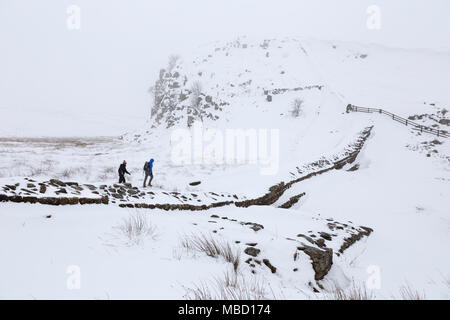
xmin=143 ymin=161 xmax=149 ymax=171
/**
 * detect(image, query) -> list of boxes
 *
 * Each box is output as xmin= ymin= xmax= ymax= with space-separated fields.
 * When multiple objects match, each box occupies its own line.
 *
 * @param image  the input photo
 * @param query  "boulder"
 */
xmin=49 ymin=179 xmax=66 ymax=187
xmin=68 ymin=197 xmax=79 ymax=205
xmin=249 ymin=223 xmax=264 ymax=232
xmin=59 ymin=197 xmax=70 ymax=205
xmin=39 ymin=185 xmax=47 ymax=194
xmin=262 ymin=259 xmax=277 ymax=273
xmin=10 ymin=196 xmax=23 ymax=203
xmin=298 ymin=245 xmax=333 ymax=280
xmin=38 ymin=197 xmax=60 ymax=206
xmin=101 ymin=196 xmax=109 ymax=205
xmin=55 ymin=188 xmax=67 ymax=194
xmin=244 ymin=247 xmax=261 ymax=257
xmin=22 ymin=196 xmax=37 ymax=204
xmin=319 ymin=232 xmax=332 ymax=241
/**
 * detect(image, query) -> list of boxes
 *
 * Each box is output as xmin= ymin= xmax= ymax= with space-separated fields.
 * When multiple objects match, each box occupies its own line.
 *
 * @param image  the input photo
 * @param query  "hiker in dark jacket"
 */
xmin=118 ymin=160 xmax=130 ymax=183
xmin=143 ymin=158 xmax=154 ymax=187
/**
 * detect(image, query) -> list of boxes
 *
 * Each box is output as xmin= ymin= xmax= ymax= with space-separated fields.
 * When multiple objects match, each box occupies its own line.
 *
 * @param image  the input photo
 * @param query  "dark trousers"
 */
xmin=119 ymin=174 xmax=125 ymax=183
xmin=143 ymin=172 xmax=153 ymax=187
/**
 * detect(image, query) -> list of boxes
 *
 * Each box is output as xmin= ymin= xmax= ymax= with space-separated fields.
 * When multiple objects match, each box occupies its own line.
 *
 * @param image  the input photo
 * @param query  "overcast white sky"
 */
xmin=1 ymin=0 xmax=449 ymax=136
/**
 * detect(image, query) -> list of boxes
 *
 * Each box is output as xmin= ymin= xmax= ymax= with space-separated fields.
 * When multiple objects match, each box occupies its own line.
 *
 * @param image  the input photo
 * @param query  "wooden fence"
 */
xmin=346 ymin=104 xmax=449 ymax=138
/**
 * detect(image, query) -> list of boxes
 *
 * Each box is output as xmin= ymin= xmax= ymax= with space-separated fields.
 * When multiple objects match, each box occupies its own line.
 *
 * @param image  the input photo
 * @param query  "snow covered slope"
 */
xmin=0 ymin=37 xmax=449 ymax=299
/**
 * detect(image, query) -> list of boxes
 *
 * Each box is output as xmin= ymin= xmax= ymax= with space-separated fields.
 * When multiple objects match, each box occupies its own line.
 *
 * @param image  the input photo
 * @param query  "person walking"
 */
xmin=143 ymin=158 xmax=154 ymax=187
xmin=118 ymin=160 xmax=131 ymax=183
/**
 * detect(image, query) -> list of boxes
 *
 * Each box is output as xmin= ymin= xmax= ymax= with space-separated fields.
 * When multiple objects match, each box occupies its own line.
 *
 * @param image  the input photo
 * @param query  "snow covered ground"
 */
xmin=0 ymin=37 xmax=449 ymax=299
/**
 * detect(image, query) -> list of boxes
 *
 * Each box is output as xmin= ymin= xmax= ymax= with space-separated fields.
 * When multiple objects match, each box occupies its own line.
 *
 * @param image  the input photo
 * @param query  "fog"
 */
xmin=1 ymin=0 xmax=449 ymax=136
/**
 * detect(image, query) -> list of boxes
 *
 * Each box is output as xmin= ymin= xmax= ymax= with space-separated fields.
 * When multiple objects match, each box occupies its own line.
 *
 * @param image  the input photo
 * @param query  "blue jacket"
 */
xmin=149 ymin=159 xmax=154 ymax=173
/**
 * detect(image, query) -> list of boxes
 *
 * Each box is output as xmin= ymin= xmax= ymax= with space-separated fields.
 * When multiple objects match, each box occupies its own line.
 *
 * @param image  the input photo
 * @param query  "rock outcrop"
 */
xmin=297 ymin=245 xmax=333 ymax=280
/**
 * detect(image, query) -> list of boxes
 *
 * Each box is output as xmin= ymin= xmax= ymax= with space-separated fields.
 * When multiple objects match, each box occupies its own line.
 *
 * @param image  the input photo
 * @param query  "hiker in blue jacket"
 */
xmin=143 ymin=158 xmax=154 ymax=187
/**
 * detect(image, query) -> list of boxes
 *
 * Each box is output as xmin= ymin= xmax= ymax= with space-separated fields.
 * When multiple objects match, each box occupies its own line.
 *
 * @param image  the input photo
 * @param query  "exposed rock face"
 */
xmin=298 ymin=245 xmax=333 ymax=280
xmin=235 ymin=182 xmax=287 ymax=207
xmin=347 ymin=164 xmax=359 ymax=171
xmin=278 ymin=192 xmax=306 ymax=209
xmin=439 ymin=118 xmax=450 ymax=125
xmin=319 ymin=232 xmax=332 ymax=241
xmin=150 ymin=66 xmax=228 ymax=128
xmin=297 ymin=233 xmax=326 ymax=248
xmin=339 ymin=226 xmax=373 ymax=254
xmin=268 ymin=85 xmax=323 ymax=99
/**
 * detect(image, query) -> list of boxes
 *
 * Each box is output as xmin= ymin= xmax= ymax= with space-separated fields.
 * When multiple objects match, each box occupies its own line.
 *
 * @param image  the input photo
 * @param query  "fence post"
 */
xmin=406 ymin=120 xmax=408 ymax=126
xmin=421 ymin=126 xmax=423 ymax=133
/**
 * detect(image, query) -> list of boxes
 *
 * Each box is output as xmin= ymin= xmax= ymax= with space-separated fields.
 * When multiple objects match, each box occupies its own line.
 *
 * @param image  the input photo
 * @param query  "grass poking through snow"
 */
xmin=327 ymin=281 xmax=375 ymax=300
xmin=117 ymin=212 xmax=158 ymax=245
xmin=181 ymin=233 xmax=240 ymax=272
xmin=398 ymin=283 xmax=426 ymax=300
xmin=185 ymin=270 xmax=274 ymax=300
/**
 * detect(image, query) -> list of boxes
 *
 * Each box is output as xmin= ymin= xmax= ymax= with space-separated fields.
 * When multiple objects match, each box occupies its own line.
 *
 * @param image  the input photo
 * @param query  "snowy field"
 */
xmin=1 ymin=37 xmax=449 ymax=299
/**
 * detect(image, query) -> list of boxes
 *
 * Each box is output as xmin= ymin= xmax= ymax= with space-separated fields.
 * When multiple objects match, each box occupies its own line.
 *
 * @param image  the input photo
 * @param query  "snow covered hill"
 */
xmin=0 ymin=37 xmax=449 ymax=299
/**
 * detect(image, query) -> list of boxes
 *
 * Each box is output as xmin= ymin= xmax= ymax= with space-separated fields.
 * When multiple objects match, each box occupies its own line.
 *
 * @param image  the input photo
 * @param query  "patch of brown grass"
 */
xmin=181 ymin=233 xmax=240 ymax=272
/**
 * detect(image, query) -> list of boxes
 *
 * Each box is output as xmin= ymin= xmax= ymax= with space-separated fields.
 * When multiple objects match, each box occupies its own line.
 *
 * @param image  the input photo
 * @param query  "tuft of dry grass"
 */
xmin=185 ymin=271 xmax=272 ymax=300
xmin=28 ymin=160 xmax=56 ymax=177
xmin=181 ymin=233 xmax=240 ymax=272
xmin=97 ymin=166 xmax=116 ymax=180
xmin=398 ymin=283 xmax=426 ymax=300
xmin=117 ymin=212 xmax=158 ymax=245
xmin=442 ymin=274 xmax=450 ymax=290
xmin=327 ymin=281 xmax=375 ymax=300
xmin=103 ymin=166 xmax=115 ymax=174
xmin=61 ymin=168 xmax=73 ymax=178
xmin=29 ymin=167 xmax=46 ymax=176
